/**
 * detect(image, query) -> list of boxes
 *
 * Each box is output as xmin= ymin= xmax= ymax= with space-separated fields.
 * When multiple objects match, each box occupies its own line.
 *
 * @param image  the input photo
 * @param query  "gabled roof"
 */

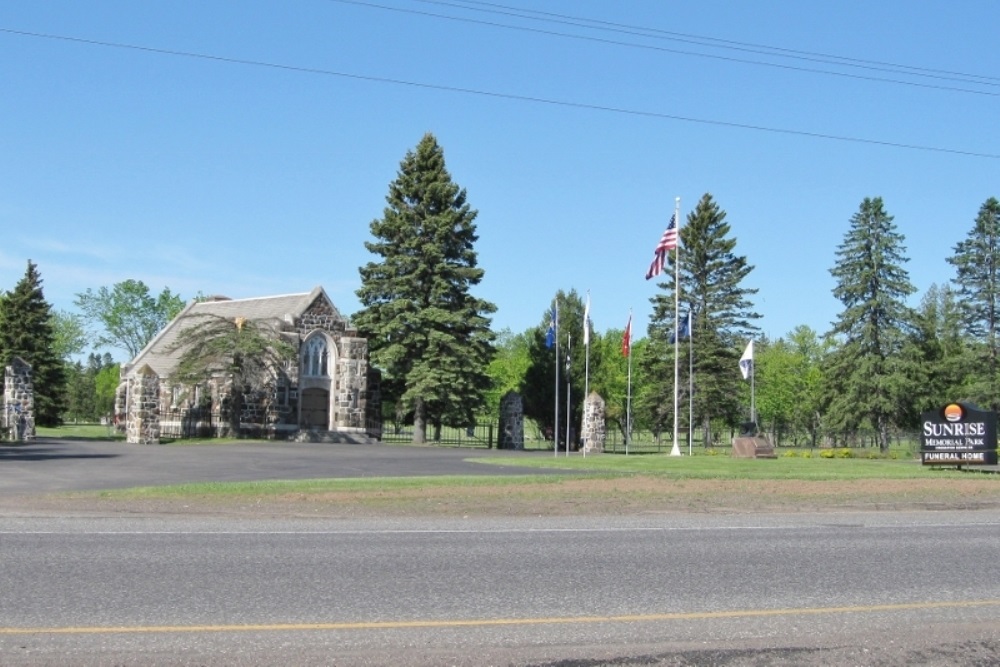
xmin=123 ymin=286 xmax=340 ymax=378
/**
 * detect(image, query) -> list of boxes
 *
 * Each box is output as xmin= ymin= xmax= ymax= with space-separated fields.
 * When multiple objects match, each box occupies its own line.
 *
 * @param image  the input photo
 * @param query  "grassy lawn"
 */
xmin=63 ymin=453 xmax=997 ymax=519
xmin=35 ymin=423 xmax=121 ymax=440
xmin=23 ymin=426 xmax=999 ymax=517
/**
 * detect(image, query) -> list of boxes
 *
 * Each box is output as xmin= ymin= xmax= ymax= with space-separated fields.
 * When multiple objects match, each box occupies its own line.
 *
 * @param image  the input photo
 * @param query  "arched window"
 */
xmin=302 ymin=336 xmax=329 ymax=377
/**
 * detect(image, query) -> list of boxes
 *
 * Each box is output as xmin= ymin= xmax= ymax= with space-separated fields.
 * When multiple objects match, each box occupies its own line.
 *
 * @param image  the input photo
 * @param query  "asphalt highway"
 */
xmin=3 ymin=512 xmax=1000 ymax=665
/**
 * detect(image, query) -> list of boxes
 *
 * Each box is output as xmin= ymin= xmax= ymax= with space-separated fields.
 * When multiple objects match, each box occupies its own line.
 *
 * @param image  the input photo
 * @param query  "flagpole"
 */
xmin=566 ymin=333 xmax=572 ymax=457
xmin=751 ymin=340 xmax=756 ymax=425
xmin=553 ymin=300 xmax=560 ymax=458
xmin=688 ymin=312 xmax=694 ymax=456
xmin=625 ymin=309 xmax=632 ymax=456
xmin=583 ymin=291 xmax=590 ymax=457
xmin=670 ymin=197 xmax=682 ymax=457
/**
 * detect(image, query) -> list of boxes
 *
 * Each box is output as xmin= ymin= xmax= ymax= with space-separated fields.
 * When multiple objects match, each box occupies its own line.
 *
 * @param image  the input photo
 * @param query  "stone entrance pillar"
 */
xmin=581 ymin=391 xmax=606 ymax=453
xmin=126 ymin=365 xmax=161 ymax=445
xmin=4 ymin=357 xmax=34 ymax=441
xmin=497 ymin=391 xmax=524 ymax=450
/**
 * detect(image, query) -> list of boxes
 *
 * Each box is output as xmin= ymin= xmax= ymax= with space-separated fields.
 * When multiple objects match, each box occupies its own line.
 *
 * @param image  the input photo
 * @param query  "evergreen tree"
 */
xmin=907 ymin=284 xmax=973 ymax=417
xmin=166 ymin=314 xmax=296 ymax=437
xmin=825 ymin=197 xmax=916 ymax=451
xmin=947 ymin=197 xmax=1000 ymax=410
xmin=354 ymin=133 xmax=496 ymax=444
xmin=0 ymin=261 xmax=67 ymax=426
xmin=643 ymin=194 xmax=760 ymax=448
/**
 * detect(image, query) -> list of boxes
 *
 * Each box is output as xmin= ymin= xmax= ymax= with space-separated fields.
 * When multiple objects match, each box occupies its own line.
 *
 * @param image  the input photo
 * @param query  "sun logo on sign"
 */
xmin=944 ymin=403 xmax=963 ymax=423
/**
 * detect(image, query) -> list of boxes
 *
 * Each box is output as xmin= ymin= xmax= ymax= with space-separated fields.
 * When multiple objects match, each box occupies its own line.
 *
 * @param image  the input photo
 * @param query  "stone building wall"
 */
xmin=295 ymin=298 xmax=347 ymax=336
xmin=335 ymin=335 xmax=369 ymax=430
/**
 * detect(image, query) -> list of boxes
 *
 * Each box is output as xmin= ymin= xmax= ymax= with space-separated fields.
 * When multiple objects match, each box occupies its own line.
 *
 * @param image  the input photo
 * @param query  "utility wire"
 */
xmin=425 ymin=0 xmax=1000 ymax=86
xmin=2 ymin=27 xmax=997 ymax=159
xmin=328 ymin=0 xmax=1000 ymax=97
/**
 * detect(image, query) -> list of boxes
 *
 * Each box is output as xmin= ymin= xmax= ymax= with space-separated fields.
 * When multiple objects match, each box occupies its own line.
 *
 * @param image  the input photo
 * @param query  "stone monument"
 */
xmin=497 ymin=391 xmax=524 ymax=450
xmin=731 ymin=421 xmax=776 ymax=458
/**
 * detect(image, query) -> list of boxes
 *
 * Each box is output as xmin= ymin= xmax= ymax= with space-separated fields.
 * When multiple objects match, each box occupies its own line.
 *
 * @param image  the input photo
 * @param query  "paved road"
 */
xmin=0 ymin=438 xmax=567 ymax=494
xmin=2 ymin=512 xmax=1000 ymax=666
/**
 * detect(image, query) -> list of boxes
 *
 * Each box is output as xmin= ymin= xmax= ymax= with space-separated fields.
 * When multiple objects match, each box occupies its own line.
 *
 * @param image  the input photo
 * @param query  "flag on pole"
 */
xmin=739 ymin=340 xmax=754 ymax=379
xmin=670 ymin=309 xmax=692 ymax=344
xmin=644 ymin=213 xmax=678 ymax=280
xmin=583 ymin=291 xmax=591 ymax=346
xmin=622 ymin=313 xmax=632 ymax=357
xmin=546 ymin=305 xmax=557 ymax=349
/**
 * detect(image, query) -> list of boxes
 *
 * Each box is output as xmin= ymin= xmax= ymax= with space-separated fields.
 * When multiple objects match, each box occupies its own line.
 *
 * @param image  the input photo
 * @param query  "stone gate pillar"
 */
xmin=126 ymin=365 xmax=161 ymax=445
xmin=497 ymin=391 xmax=524 ymax=450
xmin=4 ymin=357 xmax=34 ymax=441
xmin=581 ymin=391 xmax=606 ymax=453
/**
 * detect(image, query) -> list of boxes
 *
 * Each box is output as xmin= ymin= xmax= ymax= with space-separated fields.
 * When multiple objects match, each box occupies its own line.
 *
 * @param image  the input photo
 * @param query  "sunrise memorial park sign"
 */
xmin=920 ymin=403 xmax=998 ymax=466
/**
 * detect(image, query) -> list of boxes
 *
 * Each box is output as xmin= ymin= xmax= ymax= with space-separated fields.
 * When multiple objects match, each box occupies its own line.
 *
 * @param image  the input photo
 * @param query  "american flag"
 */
xmin=644 ymin=213 xmax=678 ymax=280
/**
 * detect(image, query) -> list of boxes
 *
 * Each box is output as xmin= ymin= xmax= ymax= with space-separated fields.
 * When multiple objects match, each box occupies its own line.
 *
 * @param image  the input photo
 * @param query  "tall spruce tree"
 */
xmin=643 ymin=194 xmax=760 ymax=447
xmin=825 ymin=197 xmax=916 ymax=451
xmin=947 ymin=197 xmax=1000 ymax=410
xmin=354 ymin=133 xmax=496 ymax=444
xmin=0 ymin=261 xmax=67 ymax=426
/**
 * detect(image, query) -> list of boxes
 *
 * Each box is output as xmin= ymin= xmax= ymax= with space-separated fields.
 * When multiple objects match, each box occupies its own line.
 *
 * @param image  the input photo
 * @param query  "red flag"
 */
xmin=622 ymin=314 xmax=632 ymax=357
xmin=645 ymin=213 xmax=678 ymax=280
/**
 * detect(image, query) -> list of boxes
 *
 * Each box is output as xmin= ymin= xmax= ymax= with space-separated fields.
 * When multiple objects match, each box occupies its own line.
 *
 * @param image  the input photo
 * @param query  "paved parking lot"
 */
xmin=0 ymin=438 xmax=566 ymax=494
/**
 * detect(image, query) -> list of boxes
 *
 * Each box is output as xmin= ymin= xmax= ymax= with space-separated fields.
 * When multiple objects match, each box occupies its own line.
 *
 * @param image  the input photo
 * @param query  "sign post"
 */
xmin=920 ymin=403 xmax=998 ymax=467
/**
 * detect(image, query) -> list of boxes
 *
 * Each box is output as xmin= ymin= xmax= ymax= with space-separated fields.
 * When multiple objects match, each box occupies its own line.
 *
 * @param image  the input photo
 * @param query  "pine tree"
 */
xmin=354 ymin=133 xmax=496 ymax=444
xmin=825 ymin=197 xmax=916 ymax=451
xmin=0 ymin=261 xmax=67 ymax=426
xmin=643 ymin=194 xmax=760 ymax=447
xmin=947 ymin=197 xmax=1000 ymax=410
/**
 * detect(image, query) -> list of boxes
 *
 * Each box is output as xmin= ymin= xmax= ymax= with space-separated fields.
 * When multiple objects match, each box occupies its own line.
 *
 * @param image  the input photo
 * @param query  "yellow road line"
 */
xmin=3 ymin=599 xmax=1000 ymax=635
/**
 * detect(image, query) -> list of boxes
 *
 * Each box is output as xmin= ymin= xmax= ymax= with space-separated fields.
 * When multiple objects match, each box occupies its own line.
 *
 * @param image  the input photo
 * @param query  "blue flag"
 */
xmin=545 ymin=306 xmax=556 ymax=348
xmin=670 ymin=310 xmax=692 ymax=344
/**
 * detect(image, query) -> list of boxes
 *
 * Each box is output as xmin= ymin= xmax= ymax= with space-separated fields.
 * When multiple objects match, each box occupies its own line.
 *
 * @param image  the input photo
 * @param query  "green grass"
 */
xmin=95 ymin=474 xmax=576 ymax=499
xmin=34 ymin=423 xmax=121 ymax=440
xmin=472 ymin=452 xmax=960 ymax=480
xmin=85 ymin=454 xmax=973 ymax=502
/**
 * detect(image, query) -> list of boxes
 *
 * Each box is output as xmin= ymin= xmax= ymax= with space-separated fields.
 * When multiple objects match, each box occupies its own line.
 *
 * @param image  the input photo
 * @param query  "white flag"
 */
xmin=583 ymin=291 xmax=591 ymax=346
xmin=739 ymin=340 xmax=754 ymax=380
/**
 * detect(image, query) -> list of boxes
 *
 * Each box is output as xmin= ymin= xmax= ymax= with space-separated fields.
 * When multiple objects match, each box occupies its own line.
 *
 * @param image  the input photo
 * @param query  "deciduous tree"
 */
xmin=75 ymin=280 xmax=185 ymax=359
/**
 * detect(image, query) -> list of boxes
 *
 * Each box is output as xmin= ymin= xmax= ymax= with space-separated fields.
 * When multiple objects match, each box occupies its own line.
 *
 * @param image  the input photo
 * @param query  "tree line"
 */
xmin=1 ymin=134 xmax=997 ymax=452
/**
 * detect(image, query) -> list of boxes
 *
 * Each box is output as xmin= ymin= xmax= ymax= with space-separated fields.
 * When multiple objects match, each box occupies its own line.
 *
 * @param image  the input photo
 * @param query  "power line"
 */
xmin=2 ymin=27 xmax=997 ymax=160
xmin=328 ymin=0 xmax=1000 ymax=97
xmin=427 ymin=0 xmax=1000 ymax=87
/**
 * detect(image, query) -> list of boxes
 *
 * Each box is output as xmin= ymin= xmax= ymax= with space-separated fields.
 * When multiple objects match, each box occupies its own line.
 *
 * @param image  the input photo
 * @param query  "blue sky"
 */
xmin=2 ymin=0 xmax=998 ymax=360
